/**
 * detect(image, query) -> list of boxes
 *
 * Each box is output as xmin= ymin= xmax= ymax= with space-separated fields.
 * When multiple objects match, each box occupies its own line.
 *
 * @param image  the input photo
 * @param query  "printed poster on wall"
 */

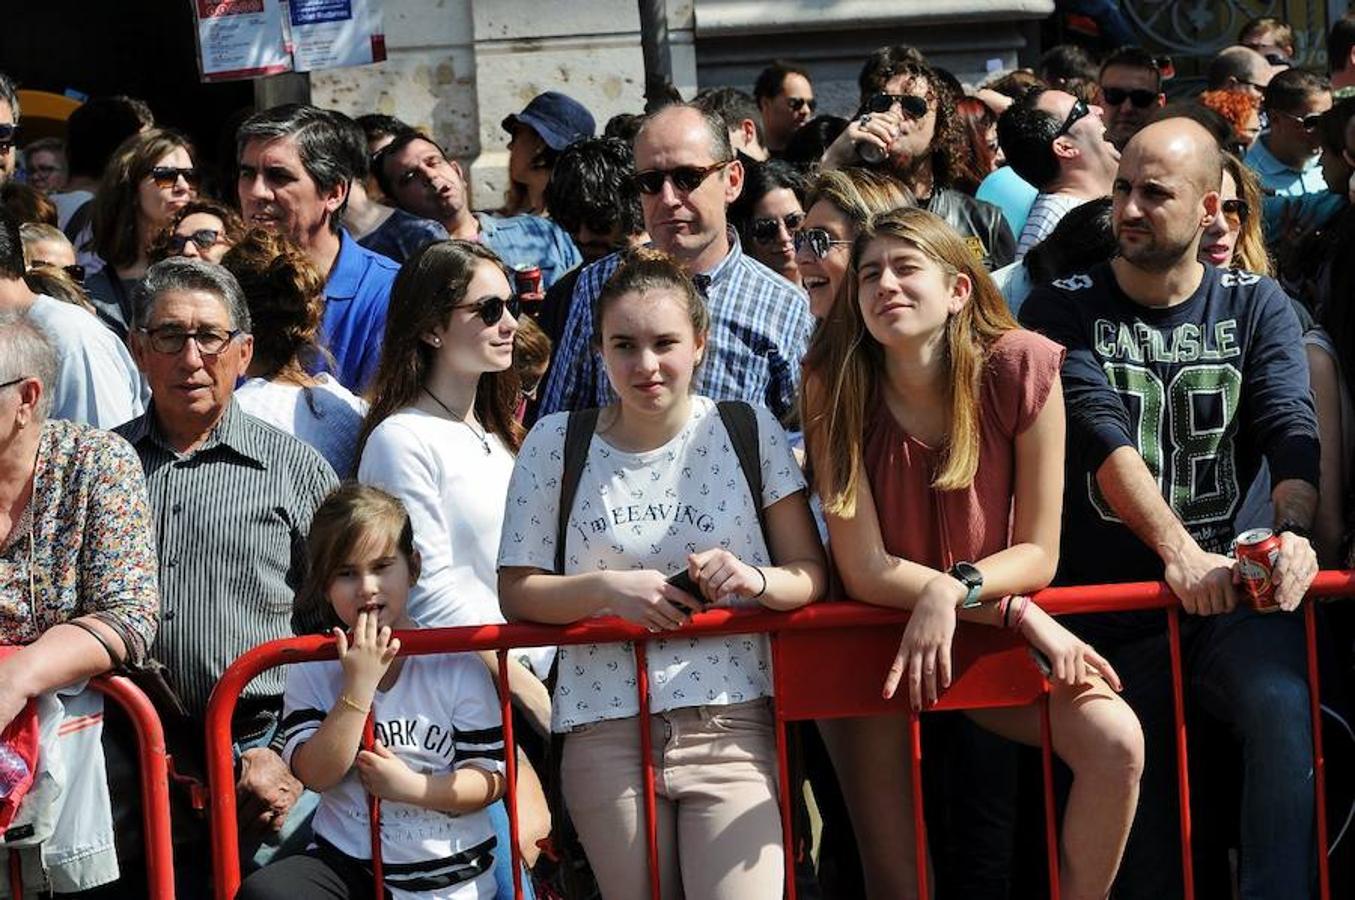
xmin=287 ymin=0 xmax=387 ymax=72
xmin=190 ymin=0 xmax=385 ymax=82
xmin=193 ymin=0 xmax=292 ymax=82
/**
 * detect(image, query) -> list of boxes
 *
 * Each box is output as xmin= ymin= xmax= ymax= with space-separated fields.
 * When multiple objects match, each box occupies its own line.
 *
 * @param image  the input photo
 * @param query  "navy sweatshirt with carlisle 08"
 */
xmin=1019 ymin=261 xmax=1320 ymax=590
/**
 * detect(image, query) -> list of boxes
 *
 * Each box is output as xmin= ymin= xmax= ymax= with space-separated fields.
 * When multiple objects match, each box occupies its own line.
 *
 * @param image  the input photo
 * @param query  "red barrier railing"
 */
xmin=6 ymin=675 xmax=175 ymax=900
xmin=205 ymin=572 xmax=1355 ymax=900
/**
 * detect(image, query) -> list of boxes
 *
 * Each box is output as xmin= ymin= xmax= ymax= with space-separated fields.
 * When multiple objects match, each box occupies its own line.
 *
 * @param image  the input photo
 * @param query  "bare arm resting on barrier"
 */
xmin=500 ymin=489 xmax=827 ymax=629
xmin=0 ymin=617 xmax=128 ymax=731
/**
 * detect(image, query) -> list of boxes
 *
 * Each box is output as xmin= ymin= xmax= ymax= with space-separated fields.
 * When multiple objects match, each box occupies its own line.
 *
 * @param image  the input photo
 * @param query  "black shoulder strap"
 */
xmin=555 ymin=408 xmax=600 ymax=574
xmin=716 ymin=400 xmax=769 ymax=549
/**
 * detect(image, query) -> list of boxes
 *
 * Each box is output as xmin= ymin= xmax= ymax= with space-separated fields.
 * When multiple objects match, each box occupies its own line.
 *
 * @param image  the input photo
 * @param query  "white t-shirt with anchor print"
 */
xmin=498 ymin=395 xmax=806 ymax=732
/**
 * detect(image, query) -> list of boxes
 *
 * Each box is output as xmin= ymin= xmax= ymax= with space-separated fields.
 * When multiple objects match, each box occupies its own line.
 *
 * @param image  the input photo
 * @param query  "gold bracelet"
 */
xmin=337 ymin=693 xmax=370 ymax=715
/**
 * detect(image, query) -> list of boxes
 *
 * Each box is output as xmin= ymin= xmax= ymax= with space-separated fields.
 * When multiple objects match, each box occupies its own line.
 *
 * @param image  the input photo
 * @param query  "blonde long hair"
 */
xmin=802 ymin=207 xmax=1018 ymax=516
xmin=1222 ymin=151 xmax=1272 ymax=277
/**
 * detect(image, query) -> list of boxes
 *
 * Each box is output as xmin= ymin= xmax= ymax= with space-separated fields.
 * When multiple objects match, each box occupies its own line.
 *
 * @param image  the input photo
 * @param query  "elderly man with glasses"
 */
xmin=538 ymin=102 xmax=812 ymax=418
xmin=114 ymin=258 xmax=338 ymax=892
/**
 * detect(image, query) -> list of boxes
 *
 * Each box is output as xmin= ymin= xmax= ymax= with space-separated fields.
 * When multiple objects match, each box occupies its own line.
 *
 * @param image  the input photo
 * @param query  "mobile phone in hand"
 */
xmin=666 ymin=569 xmax=706 ymax=611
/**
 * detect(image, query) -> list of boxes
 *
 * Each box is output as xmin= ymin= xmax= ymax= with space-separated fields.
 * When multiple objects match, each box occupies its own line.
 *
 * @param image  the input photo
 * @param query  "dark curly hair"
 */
xmin=544 ymin=137 xmax=644 ymax=240
xmin=219 ymin=228 xmax=328 ymax=379
xmin=858 ymin=61 xmax=968 ymax=191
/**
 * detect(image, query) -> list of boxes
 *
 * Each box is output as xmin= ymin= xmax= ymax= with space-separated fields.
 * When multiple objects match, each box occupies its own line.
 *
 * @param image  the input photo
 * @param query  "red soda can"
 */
xmin=1234 ymin=528 xmax=1282 ymax=613
xmin=514 ymin=265 xmax=543 ymax=313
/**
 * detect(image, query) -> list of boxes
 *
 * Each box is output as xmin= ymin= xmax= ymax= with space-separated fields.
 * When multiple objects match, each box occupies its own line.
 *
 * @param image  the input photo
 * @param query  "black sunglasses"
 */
xmin=787 ymin=96 xmax=817 ymax=113
xmin=865 ymin=93 xmax=930 ymax=119
xmin=169 ymin=229 xmax=223 ymax=254
xmin=794 ymin=227 xmax=852 ymax=259
xmin=1055 ymin=99 xmax=1091 ymax=138
xmin=0 ymin=376 xmax=28 ymax=391
xmin=149 ymin=166 xmax=200 ymax=189
xmin=0 ymin=123 xmax=13 ymax=152
xmin=1101 ymin=87 xmax=1158 ymax=109
xmin=28 ymin=260 xmax=86 ymax=282
xmin=751 ymin=211 xmax=806 ymax=244
xmin=1274 ymin=109 xmax=1324 ymax=132
xmin=633 ymin=161 xmax=732 ymax=195
xmin=457 ymin=295 xmax=521 ymax=327
xmin=1221 ymin=198 xmax=1250 ymax=226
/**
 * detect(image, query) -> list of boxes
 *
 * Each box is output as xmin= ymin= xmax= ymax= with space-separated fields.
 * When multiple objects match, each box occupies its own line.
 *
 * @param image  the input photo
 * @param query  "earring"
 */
xmin=431 ymin=338 xmax=442 ymax=347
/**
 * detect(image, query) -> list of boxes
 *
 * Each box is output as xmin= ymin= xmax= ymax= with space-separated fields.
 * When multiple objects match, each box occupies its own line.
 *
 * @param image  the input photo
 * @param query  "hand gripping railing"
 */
xmin=6 ymin=675 xmax=175 ymax=900
xmin=205 ymin=572 xmax=1354 ymax=900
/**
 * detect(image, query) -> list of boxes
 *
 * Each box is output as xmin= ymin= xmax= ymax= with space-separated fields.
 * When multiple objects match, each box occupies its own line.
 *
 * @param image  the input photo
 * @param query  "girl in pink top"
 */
xmin=802 ymin=207 xmax=1143 ymax=900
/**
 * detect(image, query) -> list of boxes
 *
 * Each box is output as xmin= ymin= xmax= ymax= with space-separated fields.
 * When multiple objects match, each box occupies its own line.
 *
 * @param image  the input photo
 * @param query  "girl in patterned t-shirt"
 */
xmin=498 ymin=249 xmax=826 ymax=899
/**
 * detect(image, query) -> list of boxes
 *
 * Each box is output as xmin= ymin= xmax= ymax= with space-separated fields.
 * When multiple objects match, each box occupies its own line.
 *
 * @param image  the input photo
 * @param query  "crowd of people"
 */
xmin=3 ymin=9 xmax=1355 ymax=900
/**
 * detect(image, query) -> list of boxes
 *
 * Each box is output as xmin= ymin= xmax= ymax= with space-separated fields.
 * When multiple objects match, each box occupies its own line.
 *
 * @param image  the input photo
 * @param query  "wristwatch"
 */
xmin=947 ymin=562 xmax=984 ymax=608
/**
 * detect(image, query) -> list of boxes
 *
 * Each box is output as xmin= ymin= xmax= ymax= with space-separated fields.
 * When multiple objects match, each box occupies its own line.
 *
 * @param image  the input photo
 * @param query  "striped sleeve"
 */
xmin=448 ymin=657 xmax=506 ymax=775
xmin=279 ymin=661 xmax=336 ymax=767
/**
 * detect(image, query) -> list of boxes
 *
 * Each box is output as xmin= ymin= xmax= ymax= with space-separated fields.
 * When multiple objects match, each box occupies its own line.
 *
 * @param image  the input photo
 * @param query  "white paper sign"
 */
xmin=193 ymin=0 xmax=292 ymax=82
xmin=287 ymin=0 xmax=387 ymax=73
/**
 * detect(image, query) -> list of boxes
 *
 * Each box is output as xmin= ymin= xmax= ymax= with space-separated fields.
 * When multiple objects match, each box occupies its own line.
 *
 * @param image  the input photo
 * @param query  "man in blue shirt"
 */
xmin=1246 ymin=68 xmax=1342 ymax=238
xmin=375 ymin=132 xmax=581 ymax=289
xmin=1022 ymin=117 xmax=1320 ymax=900
xmin=538 ymin=103 xmax=811 ymax=418
xmin=237 ymin=105 xmax=398 ymax=392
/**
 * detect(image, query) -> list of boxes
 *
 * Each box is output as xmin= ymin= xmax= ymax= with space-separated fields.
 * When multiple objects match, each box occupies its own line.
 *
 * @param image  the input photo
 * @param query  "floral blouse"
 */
xmin=0 ymin=419 xmax=159 ymax=663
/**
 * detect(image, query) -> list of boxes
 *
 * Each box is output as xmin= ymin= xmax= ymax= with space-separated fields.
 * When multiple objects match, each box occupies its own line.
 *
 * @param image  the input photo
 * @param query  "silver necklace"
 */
xmin=422 ymin=387 xmax=491 ymax=455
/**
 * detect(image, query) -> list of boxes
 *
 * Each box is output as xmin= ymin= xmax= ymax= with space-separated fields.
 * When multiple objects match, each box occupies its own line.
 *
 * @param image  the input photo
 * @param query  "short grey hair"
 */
xmin=0 ymin=311 xmax=58 ymax=421
xmin=133 ymin=258 xmax=253 ymax=333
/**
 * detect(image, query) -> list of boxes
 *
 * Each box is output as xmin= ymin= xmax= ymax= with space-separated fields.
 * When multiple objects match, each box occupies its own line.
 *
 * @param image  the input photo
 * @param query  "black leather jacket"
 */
xmin=923 ymin=187 xmax=1016 ymax=271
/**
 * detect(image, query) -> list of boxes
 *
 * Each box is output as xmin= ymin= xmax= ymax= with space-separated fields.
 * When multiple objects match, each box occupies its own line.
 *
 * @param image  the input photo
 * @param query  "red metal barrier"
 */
xmin=7 ymin=676 xmax=175 ymax=900
xmin=206 ymin=572 xmax=1355 ymax=900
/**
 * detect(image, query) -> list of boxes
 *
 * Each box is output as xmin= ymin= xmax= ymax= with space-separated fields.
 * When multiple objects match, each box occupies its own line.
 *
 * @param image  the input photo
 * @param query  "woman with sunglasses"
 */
xmin=730 ymin=159 xmax=809 ymax=287
xmin=150 ymin=198 xmax=245 ymax=266
xmin=1200 ymin=152 xmax=1270 ymax=274
xmin=85 ymin=129 xmax=198 ymax=340
xmin=356 ymin=240 xmax=553 ymax=898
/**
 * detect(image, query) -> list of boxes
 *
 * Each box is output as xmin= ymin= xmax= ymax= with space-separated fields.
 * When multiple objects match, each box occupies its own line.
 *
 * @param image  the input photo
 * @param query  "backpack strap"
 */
xmin=555 ymin=408 xmax=600 ymax=574
xmin=716 ymin=400 xmax=769 ymax=549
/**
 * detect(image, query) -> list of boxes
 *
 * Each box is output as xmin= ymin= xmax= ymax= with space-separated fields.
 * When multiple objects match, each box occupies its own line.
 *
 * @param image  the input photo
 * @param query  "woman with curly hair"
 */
xmin=149 ymin=198 xmax=246 ymax=266
xmin=1198 ymin=90 xmax=1262 ymax=153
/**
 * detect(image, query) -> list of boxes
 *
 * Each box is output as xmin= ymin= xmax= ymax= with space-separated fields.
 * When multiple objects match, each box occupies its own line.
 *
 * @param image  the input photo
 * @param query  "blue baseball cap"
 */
xmin=501 ymin=92 xmax=596 ymax=151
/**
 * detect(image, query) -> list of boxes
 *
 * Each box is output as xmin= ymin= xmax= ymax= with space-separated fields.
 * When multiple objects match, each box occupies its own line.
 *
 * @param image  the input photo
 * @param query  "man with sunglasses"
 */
xmin=1021 ymin=117 xmax=1320 ymax=900
xmin=1240 ymin=16 xmax=1298 ymax=68
xmin=823 ymin=54 xmax=1015 ymax=270
xmin=115 ymin=258 xmax=339 ymax=892
xmin=753 ymin=61 xmax=815 ymax=156
xmin=539 ymin=102 xmax=811 ymax=418
xmin=0 ymin=74 xmax=19 ymax=185
xmin=0 ymin=209 xmax=142 ymax=429
xmin=997 ymin=88 xmax=1119 ymax=257
xmin=1098 ymin=47 xmax=1167 ymax=150
xmin=1246 ymin=69 xmax=1339 ymax=239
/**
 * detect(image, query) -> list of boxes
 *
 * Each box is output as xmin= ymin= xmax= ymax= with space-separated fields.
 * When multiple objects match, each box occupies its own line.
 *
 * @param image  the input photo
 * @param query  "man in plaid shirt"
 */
xmin=538 ymin=103 xmax=812 ymax=418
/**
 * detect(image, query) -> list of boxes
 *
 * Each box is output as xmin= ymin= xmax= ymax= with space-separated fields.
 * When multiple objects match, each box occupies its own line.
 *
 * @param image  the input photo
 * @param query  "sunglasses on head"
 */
xmin=457 ymin=295 xmax=521 ymax=327
xmin=150 ymin=166 xmax=200 ymax=189
xmin=633 ymin=160 xmax=731 ymax=195
xmin=787 ymin=96 xmax=817 ymax=113
xmin=1101 ymin=87 xmax=1158 ymax=109
xmin=793 ymin=227 xmax=852 ymax=259
xmin=751 ymin=211 xmax=806 ymax=244
xmin=865 ymin=93 xmax=930 ymax=119
xmin=1221 ymin=198 xmax=1250 ymax=227
xmin=28 ymin=260 xmax=86 ymax=282
xmin=169 ymin=229 xmax=222 ymax=254
xmin=1054 ymin=99 xmax=1091 ymax=138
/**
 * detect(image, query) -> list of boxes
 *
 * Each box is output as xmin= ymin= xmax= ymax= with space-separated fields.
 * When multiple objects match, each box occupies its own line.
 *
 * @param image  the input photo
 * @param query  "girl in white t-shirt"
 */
xmin=238 ymin=484 xmax=504 ymax=900
xmin=499 ymin=249 xmax=827 ymax=899
xmin=356 ymin=240 xmax=552 ymax=880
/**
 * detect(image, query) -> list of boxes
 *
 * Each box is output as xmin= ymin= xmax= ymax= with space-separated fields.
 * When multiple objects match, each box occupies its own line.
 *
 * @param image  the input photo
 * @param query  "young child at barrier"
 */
xmin=498 ymin=248 xmax=827 ymax=898
xmin=801 ymin=207 xmax=1146 ymax=900
xmin=238 ymin=484 xmax=506 ymax=900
